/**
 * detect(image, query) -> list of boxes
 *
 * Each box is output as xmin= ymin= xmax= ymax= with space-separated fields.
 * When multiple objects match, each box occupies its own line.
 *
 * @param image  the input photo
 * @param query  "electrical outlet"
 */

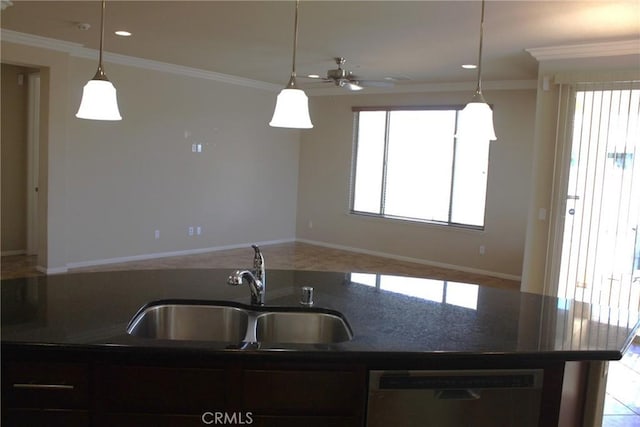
xmin=196 ymin=226 xmax=202 ymax=235
xmin=308 ymin=220 xmax=313 ymax=229
xmin=479 ymin=245 xmax=485 ymax=255
xmin=154 ymin=230 xmax=160 ymax=240
xmin=188 ymin=226 xmax=194 ymax=236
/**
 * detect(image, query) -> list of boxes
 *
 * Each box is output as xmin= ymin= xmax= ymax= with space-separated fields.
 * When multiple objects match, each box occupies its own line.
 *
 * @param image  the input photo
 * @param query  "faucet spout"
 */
xmin=227 ymin=270 xmax=265 ymax=306
xmin=251 ymin=245 xmax=266 ymax=287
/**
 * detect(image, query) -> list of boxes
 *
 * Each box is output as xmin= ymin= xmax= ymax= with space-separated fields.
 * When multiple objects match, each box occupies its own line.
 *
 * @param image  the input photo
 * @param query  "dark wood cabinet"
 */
xmin=243 ymin=368 xmax=365 ymax=425
xmin=98 ymin=365 xmax=233 ymax=414
xmin=2 ymin=361 xmax=90 ymax=426
xmin=97 ymin=363 xmax=366 ymax=426
xmin=2 ymin=357 xmax=367 ymax=427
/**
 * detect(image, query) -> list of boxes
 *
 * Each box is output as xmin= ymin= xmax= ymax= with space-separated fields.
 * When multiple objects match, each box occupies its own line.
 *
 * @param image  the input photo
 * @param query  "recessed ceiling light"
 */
xmin=115 ymin=30 xmax=132 ymax=37
xmin=462 ymin=64 xmax=477 ymax=69
xmin=307 ymin=74 xmax=320 ymax=79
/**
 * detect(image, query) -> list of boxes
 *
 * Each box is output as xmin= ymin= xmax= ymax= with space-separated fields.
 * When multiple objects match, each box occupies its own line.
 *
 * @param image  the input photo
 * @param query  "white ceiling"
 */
xmin=2 ymin=1 xmax=639 ymax=89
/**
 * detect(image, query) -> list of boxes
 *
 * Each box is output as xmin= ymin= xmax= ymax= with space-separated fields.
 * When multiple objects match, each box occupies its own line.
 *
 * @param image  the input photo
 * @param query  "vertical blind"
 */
xmin=556 ymin=82 xmax=640 ymax=320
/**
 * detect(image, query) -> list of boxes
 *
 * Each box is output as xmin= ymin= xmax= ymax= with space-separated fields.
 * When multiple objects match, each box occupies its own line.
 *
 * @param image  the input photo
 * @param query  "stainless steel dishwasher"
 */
xmin=367 ymin=369 xmax=544 ymax=427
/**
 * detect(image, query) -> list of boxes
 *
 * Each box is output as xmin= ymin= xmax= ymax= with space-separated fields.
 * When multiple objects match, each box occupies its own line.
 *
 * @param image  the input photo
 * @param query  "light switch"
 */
xmin=538 ymin=208 xmax=547 ymax=221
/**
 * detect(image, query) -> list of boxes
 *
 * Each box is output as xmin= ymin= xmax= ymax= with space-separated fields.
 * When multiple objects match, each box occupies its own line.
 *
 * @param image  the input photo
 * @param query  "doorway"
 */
xmin=26 ymin=72 xmax=40 ymax=256
xmin=1 ymin=63 xmax=41 ymax=263
xmin=548 ymin=83 xmax=640 ymax=426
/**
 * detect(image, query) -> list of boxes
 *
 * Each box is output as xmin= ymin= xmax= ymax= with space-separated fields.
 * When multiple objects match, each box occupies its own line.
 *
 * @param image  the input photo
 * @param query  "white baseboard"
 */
xmin=37 ymin=265 xmax=68 ymax=275
xmin=1 ymin=250 xmax=26 ymax=256
xmin=64 ymin=238 xmax=296 ymax=270
xmin=296 ymin=238 xmax=522 ymax=281
xmin=34 ymin=237 xmax=520 ymax=281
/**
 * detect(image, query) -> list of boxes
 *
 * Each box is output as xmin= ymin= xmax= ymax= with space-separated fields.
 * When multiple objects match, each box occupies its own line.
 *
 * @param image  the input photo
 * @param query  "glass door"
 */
xmin=557 ymin=85 xmax=640 ymax=317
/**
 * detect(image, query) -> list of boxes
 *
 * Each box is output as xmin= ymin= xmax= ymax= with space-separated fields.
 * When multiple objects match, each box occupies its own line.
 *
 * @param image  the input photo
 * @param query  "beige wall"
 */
xmin=297 ymin=89 xmax=536 ymax=278
xmin=1 ymin=41 xmax=300 ymax=271
xmin=64 ymin=56 xmax=300 ymax=265
xmin=1 ymin=63 xmax=28 ymax=254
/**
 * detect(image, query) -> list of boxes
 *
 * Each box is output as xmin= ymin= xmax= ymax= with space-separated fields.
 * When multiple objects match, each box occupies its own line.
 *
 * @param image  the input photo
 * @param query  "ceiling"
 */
xmin=1 ymin=1 xmax=639 ymax=89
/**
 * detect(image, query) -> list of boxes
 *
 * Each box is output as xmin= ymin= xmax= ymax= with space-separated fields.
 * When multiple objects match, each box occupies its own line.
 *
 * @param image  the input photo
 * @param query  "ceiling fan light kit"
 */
xmin=76 ymin=0 xmax=122 ymax=121
xmin=269 ymin=0 xmax=313 ymax=129
xmin=458 ymin=0 xmax=497 ymax=141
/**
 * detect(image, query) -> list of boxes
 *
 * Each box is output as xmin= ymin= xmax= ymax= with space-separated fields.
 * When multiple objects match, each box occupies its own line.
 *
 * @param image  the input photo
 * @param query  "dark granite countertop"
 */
xmin=2 ymin=269 xmax=638 ymax=362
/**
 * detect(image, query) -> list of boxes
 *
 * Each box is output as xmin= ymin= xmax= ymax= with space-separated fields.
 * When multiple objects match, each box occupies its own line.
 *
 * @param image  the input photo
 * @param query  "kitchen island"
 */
xmin=2 ymin=269 xmax=638 ymax=426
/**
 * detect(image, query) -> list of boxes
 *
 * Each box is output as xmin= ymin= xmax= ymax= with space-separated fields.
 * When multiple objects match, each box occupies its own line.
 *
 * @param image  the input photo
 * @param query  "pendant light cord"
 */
xmin=286 ymin=0 xmax=300 ymax=88
xmin=474 ymin=0 xmax=485 ymax=96
xmin=93 ymin=0 xmax=108 ymax=80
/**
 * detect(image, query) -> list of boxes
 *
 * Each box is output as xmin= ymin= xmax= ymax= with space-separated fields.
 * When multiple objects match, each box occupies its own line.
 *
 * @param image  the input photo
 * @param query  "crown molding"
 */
xmin=1 ymin=29 xmax=539 ymax=95
xmin=0 ymin=29 xmax=280 ymax=91
xmin=526 ymin=39 xmax=640 ymax=61
xmin=1 ymin=28 xmax=84 ymax=53
xmin=72 ymin=48 xmax=281 ymax=91
xmin=306 ymin=79 xmax=537 ymax=96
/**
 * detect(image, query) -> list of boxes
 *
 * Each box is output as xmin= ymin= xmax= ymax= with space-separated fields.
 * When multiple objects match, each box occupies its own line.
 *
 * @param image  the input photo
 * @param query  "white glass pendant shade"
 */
xmin=459 ymin=0 xmax=497 ymax=142
xmin=269 ymin=88 xmax=313 ymax=129
xmin=76 ymin=79 xmax=122 ymax=121
xmin=457 ymin=101 xmax=496 ymax=141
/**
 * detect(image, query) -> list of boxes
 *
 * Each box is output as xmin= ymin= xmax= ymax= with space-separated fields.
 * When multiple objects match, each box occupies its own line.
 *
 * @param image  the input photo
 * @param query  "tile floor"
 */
xmin=1 ymin=242 xmax=639 ymax=425
xmin=603 ymin=342 xmax=640 ymax=427
xmin=0 ymin=242 xmax=520 ymax=289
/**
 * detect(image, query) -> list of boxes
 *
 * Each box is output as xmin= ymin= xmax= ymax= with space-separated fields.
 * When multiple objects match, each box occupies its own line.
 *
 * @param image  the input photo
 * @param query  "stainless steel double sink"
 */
xmin=126 ymin=300 xmax=353 ymax=345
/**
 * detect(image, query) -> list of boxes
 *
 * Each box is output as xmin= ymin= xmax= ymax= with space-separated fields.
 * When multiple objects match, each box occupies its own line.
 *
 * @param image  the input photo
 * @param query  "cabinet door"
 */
xmin=243 ymin=369 xmax=365 ymax=420
xmin=99 ymin=365 xmax=233 ymax=415
xmin=251 ymin=415 xmax=361 ymax=427
xmin=99 ymin=413 xmax=205 ymax=427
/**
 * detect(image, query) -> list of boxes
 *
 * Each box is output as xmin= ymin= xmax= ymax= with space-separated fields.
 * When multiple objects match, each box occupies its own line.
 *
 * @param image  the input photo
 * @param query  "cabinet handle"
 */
xmin=435 ymin=389 xmax=481 ymax=400
xmin=12 ymin=383 xmax=75 ymax=391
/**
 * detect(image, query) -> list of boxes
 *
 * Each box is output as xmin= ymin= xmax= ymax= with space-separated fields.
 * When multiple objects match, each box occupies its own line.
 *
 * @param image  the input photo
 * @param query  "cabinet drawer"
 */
xmin=101 ymin=365 xmax=231 ymax=414
xmin=2 ymin=362 xmax=89 ymax=409
xmin=3 ymin=409 xmax=89 ymax=427
xmin=243 ymin=369 xmax=364 ymax=415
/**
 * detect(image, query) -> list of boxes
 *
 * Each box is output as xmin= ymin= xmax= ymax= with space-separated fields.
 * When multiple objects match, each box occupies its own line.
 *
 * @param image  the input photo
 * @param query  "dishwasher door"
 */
xmin=367 ymin=369 xmax=543 ymax=427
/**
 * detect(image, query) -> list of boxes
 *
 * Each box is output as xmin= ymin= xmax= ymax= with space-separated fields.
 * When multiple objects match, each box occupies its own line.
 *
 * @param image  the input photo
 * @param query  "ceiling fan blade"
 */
xmin=301 ymin=75 xmax=330 ymax=81
xmin=343 ymin=81 xmax=363 ymax=91
xmin=356 ymin=80 xmax=395 ymax=88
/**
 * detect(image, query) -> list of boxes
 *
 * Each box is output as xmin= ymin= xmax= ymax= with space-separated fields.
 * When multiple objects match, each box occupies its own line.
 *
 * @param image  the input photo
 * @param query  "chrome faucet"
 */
xmin=251 ymin=244 xmax=265 ymax=286
xmin=227 ymin=245 xmax=266 ymax=305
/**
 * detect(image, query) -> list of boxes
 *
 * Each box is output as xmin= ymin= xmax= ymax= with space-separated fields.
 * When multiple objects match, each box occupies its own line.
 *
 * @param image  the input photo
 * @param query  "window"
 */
xmin=350 ymin=107 xmax=490 ymax=228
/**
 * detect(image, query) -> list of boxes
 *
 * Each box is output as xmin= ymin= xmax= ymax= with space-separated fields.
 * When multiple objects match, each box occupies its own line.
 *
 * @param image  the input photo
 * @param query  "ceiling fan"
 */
xmin=305 ymin=57 xmax=395 ymax=91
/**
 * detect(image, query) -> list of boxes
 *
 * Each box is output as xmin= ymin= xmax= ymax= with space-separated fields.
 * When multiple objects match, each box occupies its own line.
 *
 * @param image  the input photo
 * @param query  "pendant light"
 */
xmin=269 ymin=0 xmax=313 ymax=129
xmin=457 ymin=0 xmax=496 ymax=141
xmin=76 ymin=0 xmax=122 ymax=121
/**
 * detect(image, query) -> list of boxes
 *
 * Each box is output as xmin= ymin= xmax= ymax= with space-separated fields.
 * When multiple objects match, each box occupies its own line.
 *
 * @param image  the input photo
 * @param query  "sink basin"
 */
xmin=126 ymin=300 xmax=353 ymax=345
xmin=256 ymin=311 xmax=353 ymax=344
xmin=127 ymin=303 xmax=249 ymax=342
